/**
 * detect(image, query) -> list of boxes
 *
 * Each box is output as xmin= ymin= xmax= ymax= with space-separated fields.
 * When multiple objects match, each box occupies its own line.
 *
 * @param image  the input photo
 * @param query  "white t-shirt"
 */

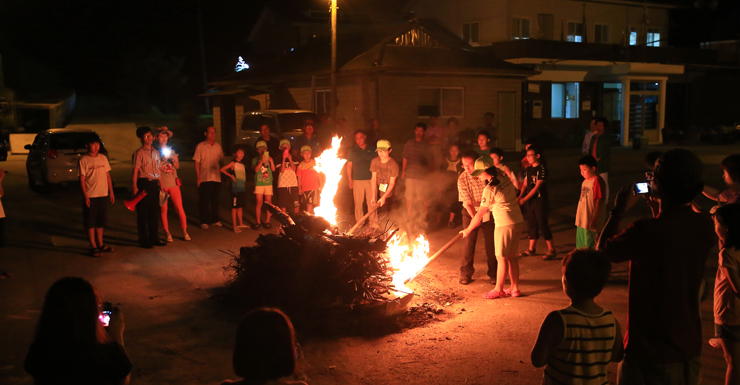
xmin=78 ymin=154 xmax=112 ymax=198
xmin=277 ymin=160 xmax=298 ymax=188
xmin=480 ymin=176 xmax=523 ymax=226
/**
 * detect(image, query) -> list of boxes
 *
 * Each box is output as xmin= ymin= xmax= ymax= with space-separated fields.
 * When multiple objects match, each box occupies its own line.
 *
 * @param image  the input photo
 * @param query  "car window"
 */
xmin=49 ymin=133 xmax=100 ymax=151
xmin=278 ymin=113 xmax=320 ymax=132
xmin=240 ymin=114 xmax=261 ymax=132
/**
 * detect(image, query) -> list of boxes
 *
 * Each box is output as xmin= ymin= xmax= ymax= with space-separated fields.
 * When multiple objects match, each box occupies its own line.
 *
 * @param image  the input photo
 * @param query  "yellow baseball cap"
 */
xmin=300 ymin=145 xmax=312 ymax=154
xmin=376 ymin=139 xmax=391 ymax=151
xmin=255 ymin=141 xmax=267 ymax=149
xmin=470 ymin=156 xmax=494 ymax=177
xmin=279 ymin=139 xmax=290 ymax=148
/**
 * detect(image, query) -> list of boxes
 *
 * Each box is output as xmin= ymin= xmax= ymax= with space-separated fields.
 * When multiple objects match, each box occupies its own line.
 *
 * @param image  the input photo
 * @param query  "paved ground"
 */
xmin=0 ymin=144 xmax=734 ymax=385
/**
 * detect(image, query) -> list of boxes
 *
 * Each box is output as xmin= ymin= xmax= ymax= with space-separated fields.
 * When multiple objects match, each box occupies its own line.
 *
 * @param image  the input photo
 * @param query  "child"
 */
xmin=277 ymin=139 xmax=299 ymax=215
xmin=575 ymin=156 xmax=606 ymax=249
xmin=710 ymin=204 xmax=740 ymax=385
xmin=221 ymin=146 xmax=248 ymax=233
xmin=370 ymin=139 xmax=400 ymax=218
xmin=297 ymin=145 xmax=321 ymax=214
xmin=78 ymin=138 xmax=115 ymax=257
xmin=518 ymin=145 xmax=557 ymax=260
xmin=531 ymin=249 xmax=623 ymax=384
xmin=490 ymin=147 xmax=518 ymax=190
xmin=252 ymin=141 xmax=275 ymax=230
xmin=703 ymin=154 xmax=740 ymax=206
xmin=441 ymin=144 xmax=463 ymax=228
xmin=474 ymin=130 xmax=491 ymax=158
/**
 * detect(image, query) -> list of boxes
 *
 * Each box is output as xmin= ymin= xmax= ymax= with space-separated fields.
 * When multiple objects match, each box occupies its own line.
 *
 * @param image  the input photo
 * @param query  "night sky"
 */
xmin=0 ymin=0 xmax=737 ymax=112
xmin=0 ymin=0 xmax=268 ymax=107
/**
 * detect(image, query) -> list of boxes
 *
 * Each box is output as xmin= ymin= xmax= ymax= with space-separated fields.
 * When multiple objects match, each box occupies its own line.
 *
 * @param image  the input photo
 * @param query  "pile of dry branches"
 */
xmin=225 ymin=208 xmax=401 ymax=310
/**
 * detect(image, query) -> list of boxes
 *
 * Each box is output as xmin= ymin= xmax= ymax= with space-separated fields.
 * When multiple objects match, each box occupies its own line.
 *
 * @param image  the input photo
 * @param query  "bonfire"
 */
xmin=225 ymin=137 xmax=435 ymax=311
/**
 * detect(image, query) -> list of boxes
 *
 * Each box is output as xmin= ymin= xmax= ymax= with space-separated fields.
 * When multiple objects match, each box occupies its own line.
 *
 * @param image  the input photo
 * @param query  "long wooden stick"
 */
xmin=346 ymin=204 xmax=380 ymax=235
xmin=404 ymin=232 xmax=464 ymax=284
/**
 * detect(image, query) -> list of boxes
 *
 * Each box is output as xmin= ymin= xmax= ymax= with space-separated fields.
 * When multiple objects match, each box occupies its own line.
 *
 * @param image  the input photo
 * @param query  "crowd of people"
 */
xmin=14 ymin=110 xmax=740 ymax=385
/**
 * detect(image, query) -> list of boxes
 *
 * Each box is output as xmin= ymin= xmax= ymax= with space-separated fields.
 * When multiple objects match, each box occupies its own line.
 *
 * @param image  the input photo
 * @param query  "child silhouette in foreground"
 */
xmin=222 ymin=308 xmax=307 ymax=385
xmin=531 ymin=249 xmax=623 ymax=384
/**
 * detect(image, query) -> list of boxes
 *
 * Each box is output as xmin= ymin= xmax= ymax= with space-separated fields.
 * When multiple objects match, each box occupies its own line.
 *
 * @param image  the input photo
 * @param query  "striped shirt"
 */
xmin=544 ymin=307 xmax=617 ymax=385
xmin=132 ymin=146 xmax=161 ymax=180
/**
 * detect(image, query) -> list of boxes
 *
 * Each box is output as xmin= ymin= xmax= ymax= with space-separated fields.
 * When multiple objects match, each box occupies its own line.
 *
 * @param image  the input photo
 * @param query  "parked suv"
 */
xmin=236 ymin=110 xmax=320 ymax=156
xmin=25 ymin=128 xmax=108 ymax=189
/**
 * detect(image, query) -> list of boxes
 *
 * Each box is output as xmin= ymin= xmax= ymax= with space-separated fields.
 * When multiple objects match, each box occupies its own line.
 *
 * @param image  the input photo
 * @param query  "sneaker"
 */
xmin=200 ymin=224 xmax=209 ymax=230
xmin=212 ymin=222 xmax=223 ymax=227
xmin=542 ymin=249 xmax=558 ymax=260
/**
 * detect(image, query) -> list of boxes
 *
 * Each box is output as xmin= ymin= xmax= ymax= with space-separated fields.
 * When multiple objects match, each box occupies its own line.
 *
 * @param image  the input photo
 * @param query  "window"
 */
xmin=418 ymin=87 xmax=464 ymax=117
xmin=594 ymin=24 xmax=610 ymax=44
xmin=511 ymin=18 xmax=531 ymax=40
xmin=629 ymin=27 xmax=638 ymax=46
xmin=551 ymin=82 xmax=579 ymax=118
xmin=315 ymin=89 xmax=332 ymax=115
xmin=567 ymin=22 xmax=584 ymax=43
xmin=628 ymin=81 xmax=661 ymax=141
xmin=462 ymin=22 xmax=480 ymax=44
xmin=647 ymin=28 xmax=660 ymax=47
xmin=538 ymin=14 xmax=554 ymax=40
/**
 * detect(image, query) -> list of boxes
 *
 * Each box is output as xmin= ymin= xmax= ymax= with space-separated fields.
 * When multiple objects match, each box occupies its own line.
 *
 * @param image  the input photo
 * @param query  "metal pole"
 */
xmin=404 ymin=233 xmax=464 ymax=284
xmin=330 ymin=0 xmax=337 ymax=123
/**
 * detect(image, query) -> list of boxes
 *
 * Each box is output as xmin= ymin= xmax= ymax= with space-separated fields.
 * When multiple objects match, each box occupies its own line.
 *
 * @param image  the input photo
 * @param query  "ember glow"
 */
xmin=314 ymin=136 xmax=346 ymax=225
xmin=386 ymin=233 xmax=430 ymax=293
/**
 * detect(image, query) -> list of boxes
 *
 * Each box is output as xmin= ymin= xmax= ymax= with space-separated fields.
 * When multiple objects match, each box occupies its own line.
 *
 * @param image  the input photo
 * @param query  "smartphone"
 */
xmin=99 ymin=301 xmax=113 ymax=327
xmin=263 ymin=151 xmax=269 ymax=159
xmin=634 ymin=182 xmax=650 ymax=195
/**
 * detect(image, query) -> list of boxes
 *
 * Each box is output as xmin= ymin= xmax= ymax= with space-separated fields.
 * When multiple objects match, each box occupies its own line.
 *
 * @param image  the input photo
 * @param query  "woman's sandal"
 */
xmin=98 ymin=245 xmax=115 ymax=252
xmin=482 ymin=289 xmax=506 ymax=299
xmin=90 ymin=248 xmax=103 ymax=258
xmin=504 ymin=288 xmax=521 ymax=297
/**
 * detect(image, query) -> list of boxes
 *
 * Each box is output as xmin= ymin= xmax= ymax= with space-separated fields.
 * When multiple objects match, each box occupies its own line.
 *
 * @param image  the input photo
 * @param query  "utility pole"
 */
xmin=330 ymin=0 xmax=337 ymax=123
xmin=197 ymin=0 xmax=210 ymax=114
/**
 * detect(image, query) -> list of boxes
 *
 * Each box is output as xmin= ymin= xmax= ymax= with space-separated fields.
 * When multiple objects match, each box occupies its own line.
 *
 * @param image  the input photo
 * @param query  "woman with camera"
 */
xmin=24 ymin=277 xmax=132 ymax=385
xmin=461 ymin=162 xmax=526 ymax=299
xmin=155 ymin=126 xmax=190 ymax=242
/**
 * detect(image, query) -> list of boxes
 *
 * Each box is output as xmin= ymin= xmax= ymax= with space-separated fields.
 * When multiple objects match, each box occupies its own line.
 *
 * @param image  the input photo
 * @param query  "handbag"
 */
xmin=159 ymin=190 xmax=170 ymax=207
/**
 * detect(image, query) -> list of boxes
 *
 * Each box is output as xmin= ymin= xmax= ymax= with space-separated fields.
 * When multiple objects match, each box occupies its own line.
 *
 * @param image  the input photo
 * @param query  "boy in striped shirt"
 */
xmin=531 ymin=249 xmax=623 ymax=385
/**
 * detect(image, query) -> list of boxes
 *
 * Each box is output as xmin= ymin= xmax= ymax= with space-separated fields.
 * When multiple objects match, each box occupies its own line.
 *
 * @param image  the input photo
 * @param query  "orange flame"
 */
xmin=315 ymin=136 xmax=431 ymax=295
xmin=385 ymin=233 xmax=430 ymax=293
xmin=314 ymin=136 xmax=346 ymax=225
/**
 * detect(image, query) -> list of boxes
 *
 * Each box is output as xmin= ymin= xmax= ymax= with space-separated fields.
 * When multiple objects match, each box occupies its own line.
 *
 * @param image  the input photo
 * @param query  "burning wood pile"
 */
xmin=225 ymin=208 xmax=408 ymax=310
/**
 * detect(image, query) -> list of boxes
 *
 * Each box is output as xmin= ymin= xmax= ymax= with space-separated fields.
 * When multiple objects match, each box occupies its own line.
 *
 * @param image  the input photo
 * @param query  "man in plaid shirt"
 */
xmin=457 ymin=151 xmax=496 ymax=285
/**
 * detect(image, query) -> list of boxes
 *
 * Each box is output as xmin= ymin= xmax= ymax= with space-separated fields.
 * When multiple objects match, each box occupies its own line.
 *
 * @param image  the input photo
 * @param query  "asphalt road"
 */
xmin=0 ymin=144 xmax=734 ymax=385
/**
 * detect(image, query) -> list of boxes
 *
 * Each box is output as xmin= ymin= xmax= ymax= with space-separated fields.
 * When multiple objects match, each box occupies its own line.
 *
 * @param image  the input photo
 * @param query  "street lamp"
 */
xmin=330 ymin=0 xmax=337 ymax=123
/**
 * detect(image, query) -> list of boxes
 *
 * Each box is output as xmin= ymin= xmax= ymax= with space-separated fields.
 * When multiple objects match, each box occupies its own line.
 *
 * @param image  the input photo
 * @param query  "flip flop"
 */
xmin=98 ymin=245 xmax=115 ymax=252
xmin=233 ymin=227 xmax=242 ymax=233
xmin=482 ymin=289 xmax=506 ymax=299
xmin=90 ymin=248 xmax=103 ymax=258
